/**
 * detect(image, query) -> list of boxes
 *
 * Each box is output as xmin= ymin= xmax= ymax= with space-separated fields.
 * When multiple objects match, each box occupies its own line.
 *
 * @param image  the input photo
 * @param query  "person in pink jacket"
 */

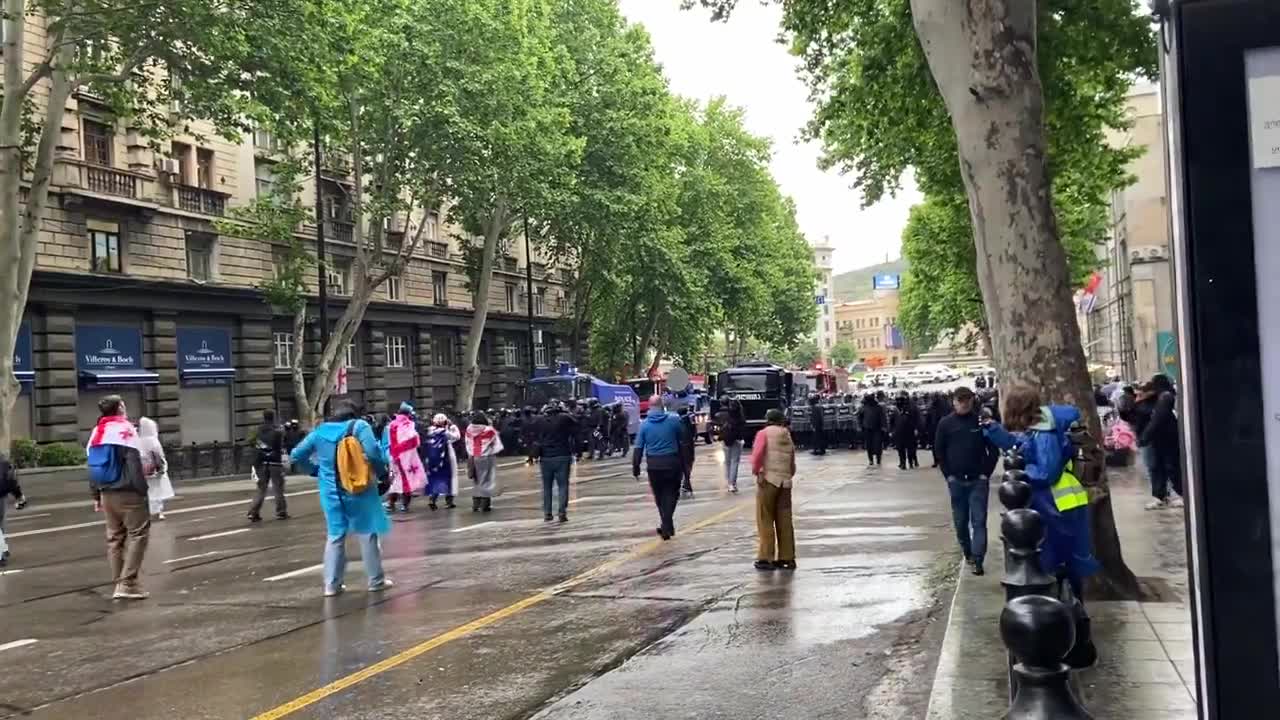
xmin=751 ymin=409 xmax=797 ymax=571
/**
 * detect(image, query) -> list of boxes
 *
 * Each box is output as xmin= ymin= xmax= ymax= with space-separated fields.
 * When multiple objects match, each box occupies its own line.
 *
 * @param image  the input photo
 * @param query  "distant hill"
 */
xmin=832 ymin=258 xmax=910 ymax=302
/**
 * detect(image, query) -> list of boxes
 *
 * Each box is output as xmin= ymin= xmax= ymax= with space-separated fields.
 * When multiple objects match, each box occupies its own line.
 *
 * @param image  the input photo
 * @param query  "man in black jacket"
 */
xmin=249 ymin=409 xmax=288 ymax=522
xmin=538 ymin=402 xmax=578 ymax=522
xmin=934 ymin=387 xmax=1000 ymax=575
xmin=858 ymin=395 xmax=886 ymax=467
xmin=0 ymin=452 xmax=27 ymax=566
xmin=677 ymin=405 xmax=697 ymax=497
xmin=1137 ymin=375 xmax=1183 ymax=510
xmin=808 ymin=395 xmax=827 ymax=456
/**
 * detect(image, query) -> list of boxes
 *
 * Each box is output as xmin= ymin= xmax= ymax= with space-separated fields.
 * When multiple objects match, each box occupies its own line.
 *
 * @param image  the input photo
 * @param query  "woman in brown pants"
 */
xmin=750 ymin=409 xmax=797 ymax=571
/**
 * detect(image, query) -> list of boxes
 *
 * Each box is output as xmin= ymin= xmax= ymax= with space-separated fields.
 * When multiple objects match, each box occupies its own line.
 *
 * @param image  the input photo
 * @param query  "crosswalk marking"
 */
xmin=188 ymin=528 xmax=251 ymax=542
xmin=262 ymin=564 xmax=324 ymax=582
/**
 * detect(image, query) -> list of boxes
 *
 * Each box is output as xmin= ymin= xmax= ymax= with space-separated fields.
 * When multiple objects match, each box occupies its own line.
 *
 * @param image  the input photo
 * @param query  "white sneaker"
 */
xmin=323 ymin=584 xmax=346 ymax=597
xmin=156 ymin=513 xmax=166 ymax=521
xmin=1144 ymin=499 xmax=1169 ymax=511
xmin=368 ymin=579 xmax=394 ymax=593
xmin=1169 ymin=496 xmax=1185 ymax=509
xmin=112 ymin=588 xmax=150 ymax=600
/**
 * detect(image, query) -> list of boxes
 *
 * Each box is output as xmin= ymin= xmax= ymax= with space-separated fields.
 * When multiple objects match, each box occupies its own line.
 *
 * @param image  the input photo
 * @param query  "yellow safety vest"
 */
xmin=1052 ymin=463 xmax=1089 ymax=512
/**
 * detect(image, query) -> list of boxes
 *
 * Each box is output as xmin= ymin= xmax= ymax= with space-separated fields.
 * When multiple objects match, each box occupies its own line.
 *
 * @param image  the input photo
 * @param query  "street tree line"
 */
xmin=0 ymin=0 xmax=819 ymax=441
xmin=693 ymin=0 xmax=1156 ymax=598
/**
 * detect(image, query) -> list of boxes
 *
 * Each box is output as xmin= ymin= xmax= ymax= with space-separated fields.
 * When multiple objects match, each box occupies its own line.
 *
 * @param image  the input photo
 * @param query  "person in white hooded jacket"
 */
xmin=137 ymin=417 xmax=174 ymax=520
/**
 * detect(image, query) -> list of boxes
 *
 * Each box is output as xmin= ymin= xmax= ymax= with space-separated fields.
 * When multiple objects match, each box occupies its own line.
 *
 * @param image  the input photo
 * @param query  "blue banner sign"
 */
xmin=177 ymin=327 xmax=235 ymax=386
xmin=76 ymin=324 xmax=157 ymax=386
xmin=873 ymin=273 xmax=901 ymax=291
xmin=14 ymin=321 xmax=33 ymax=384
xmin=76 ymin=325 xmax=143 ymax=371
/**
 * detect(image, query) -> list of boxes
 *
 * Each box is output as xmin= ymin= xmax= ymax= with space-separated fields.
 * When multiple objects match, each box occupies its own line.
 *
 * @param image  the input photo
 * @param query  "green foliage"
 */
xmin=36 ymin=443 xmax=86 ymax=468
xmin=790 ymin=340 xmax=821 ymax=369
xmin=691 ymin=0 xmax=1154 ymax=343
xmin=9 ymin=438 xmax=39 ymax=469
xmin=830 ymin=342 xmax=856 ymax=369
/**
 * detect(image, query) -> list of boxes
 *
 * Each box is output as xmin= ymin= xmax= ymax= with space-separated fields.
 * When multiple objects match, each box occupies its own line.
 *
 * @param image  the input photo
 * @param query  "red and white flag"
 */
xmin=86 ymin=416 xmax=140 ymax=452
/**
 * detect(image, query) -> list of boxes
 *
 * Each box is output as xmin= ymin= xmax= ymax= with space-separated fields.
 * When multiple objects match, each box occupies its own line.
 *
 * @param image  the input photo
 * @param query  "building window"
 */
xmin=171 ymin=141 xmax=193 ymax=184
xmin=825 ymin=337 xmax=832 ymax=349
xmin=432 ymin=271 xmax=448 ymax=306
xmin=186 ymin=232 xmax=214 ymax=281
xmin=327 ymin=261 xmax=350 ymax=296
xmin=502 ymin=340 xmax=519 ymax=367
xmin=253 ymin=126 xmax=280 ymax=153
xmin=505 ymin=283 xmax=517 ymax=312
xmin=385 ymin=335 xmax=407 ymax=369
xmin=255 ymin=160 xmax=276 ymax=197
xmin=432 ymin=332 xmax=454 ymax=367
xmin=273 ymin=332 xmax=293 ymax=369
xmin=83 ymin=119 xmax=113 ymax=166
xmin=345 ymin=339 xmax=359 ymax=369
xmin=824 ymin=320 xmax=831 ymax=333
xmin=90 ymin=228 xmax=122 ymax=273
xmin=823 ymin=304 xmax=830 ymax=315
xmin=534 ymin=342 xmax=548 ymax=367
xmin=385 ymin=273 xmax=403 ymax=301
xmin=534 ymin=288 xmax=546 ymax=316
xmin=196 ymin=148 xmax=215 ymax=189
xmin=425 ymin=212 xmax=439 ymax=242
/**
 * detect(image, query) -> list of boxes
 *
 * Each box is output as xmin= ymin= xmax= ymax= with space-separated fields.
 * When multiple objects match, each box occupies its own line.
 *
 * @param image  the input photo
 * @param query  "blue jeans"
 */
xmin=947 ymin=475 xmax=990 ymax=562
xmin=541 ymin=455 xmax=572 ymax=516
xmin=323 ymin=532 xmax=385 ymax=592
xmin=724 ymin=441 xmax=744 ymax=488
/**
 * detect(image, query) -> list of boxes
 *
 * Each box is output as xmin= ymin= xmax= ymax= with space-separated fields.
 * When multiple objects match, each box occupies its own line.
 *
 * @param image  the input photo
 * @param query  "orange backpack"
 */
xmin=335 ymin=421 xmax=372 ymax=494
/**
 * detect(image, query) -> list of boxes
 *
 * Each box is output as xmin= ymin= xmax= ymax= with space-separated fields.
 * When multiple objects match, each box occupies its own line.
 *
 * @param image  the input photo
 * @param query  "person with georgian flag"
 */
xmin=380 ymin=402 xmax=426 ymax=513
xmin=85 ymin=394 xmax=152 ymax=600
xmin=465 ymin=411 xmax=505 ymax=513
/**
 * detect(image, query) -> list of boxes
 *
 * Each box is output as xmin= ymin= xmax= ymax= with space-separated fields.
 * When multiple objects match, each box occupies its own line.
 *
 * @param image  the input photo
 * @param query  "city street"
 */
xmin=0 ymin=445 xmax=958 ymax=720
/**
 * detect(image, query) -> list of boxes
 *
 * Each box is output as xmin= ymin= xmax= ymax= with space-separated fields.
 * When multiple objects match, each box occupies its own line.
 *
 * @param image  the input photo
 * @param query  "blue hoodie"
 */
xmin=633 ymin=410 xmax=682 ymax=474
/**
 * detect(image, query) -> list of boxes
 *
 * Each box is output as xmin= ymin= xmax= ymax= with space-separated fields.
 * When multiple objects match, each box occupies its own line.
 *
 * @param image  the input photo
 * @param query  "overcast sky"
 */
xmin=617 ymin=0 xmax=921 ymax=274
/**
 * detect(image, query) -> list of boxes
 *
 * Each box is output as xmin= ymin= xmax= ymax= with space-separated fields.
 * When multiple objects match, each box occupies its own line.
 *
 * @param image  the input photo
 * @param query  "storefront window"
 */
xmin=273 ymin=332 xmax=293 ymax=369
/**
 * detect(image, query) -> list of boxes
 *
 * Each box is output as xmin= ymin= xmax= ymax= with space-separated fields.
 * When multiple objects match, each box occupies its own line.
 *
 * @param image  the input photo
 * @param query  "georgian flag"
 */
xmin=86 ymin=416 xmax=140 ymax=452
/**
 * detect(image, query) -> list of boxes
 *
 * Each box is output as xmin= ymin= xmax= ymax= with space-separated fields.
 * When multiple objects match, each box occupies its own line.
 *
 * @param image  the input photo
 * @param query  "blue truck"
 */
xmin=521 ymin=367 xmax=642 ymax=435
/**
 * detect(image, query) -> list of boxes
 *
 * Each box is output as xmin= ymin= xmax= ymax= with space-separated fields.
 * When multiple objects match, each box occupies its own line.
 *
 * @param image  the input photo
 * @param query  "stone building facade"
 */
xmin=8 ymin=19 xmax=577 ymax=445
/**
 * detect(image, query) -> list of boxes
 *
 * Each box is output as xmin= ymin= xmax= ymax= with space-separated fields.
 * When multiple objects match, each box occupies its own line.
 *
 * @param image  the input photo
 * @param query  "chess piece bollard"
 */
xmin=1002 ymin=595 xmax=1094 ymax=720
xmin=1000 ymin=469 xmax=1054 ymax=601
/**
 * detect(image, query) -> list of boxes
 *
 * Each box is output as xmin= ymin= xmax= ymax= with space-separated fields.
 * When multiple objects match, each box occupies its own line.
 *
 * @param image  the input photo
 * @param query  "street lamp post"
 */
xmin=525 ymin=215 xmax=536 ymax=379
xmin=313 ymin=118 xmax=330 ymax=416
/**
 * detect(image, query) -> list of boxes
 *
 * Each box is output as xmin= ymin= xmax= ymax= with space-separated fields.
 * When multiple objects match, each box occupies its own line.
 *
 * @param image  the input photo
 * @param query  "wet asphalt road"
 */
xmin=0 ymin=445 xmax=960 ymax=719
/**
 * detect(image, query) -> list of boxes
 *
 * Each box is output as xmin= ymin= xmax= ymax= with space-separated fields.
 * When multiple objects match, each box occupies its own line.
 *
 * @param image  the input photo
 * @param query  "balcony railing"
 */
xmin=429 ymin=241 xmax=449 ymax=259
xmin=328 ymin=220 xmax=354 ymax=244
xmin=499 ymin=257 xmax=518 ymax=272
xmin=532 ymin=262 xmax=548 ymax=278
xmin=85 ymin=165 xmax=138 ymax=198
xmin=175 ymin=185 xmax=228 ymax=216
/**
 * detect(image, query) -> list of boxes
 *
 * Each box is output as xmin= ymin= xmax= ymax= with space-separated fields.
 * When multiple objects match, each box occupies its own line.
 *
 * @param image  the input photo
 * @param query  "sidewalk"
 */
xmin=926 ymin=464 xmax=1197 ymax=719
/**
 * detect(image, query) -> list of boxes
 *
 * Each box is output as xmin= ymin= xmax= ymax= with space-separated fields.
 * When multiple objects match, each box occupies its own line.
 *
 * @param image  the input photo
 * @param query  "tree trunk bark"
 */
xmin=909 ymin=0 xmax=1139 ymax=598
xmin=291 ymin=306 xmax=313 ymax=427
xmin=458 ymin=201 xmax=508 ymax=409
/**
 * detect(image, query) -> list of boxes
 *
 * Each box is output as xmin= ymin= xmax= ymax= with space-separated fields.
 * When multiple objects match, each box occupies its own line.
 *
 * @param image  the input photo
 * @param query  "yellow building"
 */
xmin=834 ymin=292 xmax=909 ymax=367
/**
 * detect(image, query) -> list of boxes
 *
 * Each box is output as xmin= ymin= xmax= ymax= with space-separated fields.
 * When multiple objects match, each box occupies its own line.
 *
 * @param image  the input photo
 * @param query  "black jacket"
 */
xmin=892 ymin=405 xmax=921 ymax=445
xmin=538 ymin=413 xmax=580 ymax=458
xmin=858 ymin=400 xmax=886 ymax=432
xmin=256 ymin=422 xmax=284 ymax=464
xmin=0 ymin=455 xmax=21 ymax=499
xmin=678 ymin=415 xmax=696 ymax=467
xmin=934 ymin=411 xmax=1000 ymax=480
xmin=1138 ymin=391 xmax=1179 ymax=450
xmin=722 ymin=407 xmax=746 ymax=445
xmin=809 ymin=402 xmax=825 ymax=431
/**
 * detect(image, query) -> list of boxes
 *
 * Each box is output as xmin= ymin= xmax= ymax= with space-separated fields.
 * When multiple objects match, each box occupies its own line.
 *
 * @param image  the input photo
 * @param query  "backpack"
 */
xmin=87 ymin=444 xmax=123 ymax=487
xmin=335 ymin=421 xmax=372 ymax=494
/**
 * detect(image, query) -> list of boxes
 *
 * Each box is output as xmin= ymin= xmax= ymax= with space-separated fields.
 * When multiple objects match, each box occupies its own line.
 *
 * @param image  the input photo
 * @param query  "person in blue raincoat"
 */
xmin=289 ymin=400 xmax=393 ymax=597
xmin=982 ymin=384 xmax=1100 ymax=598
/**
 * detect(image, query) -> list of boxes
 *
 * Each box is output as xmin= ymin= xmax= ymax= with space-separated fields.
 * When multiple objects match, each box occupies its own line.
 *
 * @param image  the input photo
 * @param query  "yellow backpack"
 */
xmin=336 ymin=420 xmax=372 ymax=494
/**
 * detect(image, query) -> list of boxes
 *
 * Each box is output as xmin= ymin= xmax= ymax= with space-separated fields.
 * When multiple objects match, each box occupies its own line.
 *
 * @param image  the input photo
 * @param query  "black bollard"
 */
xmin=1000 ymin=469 xmax=1054 ymax=601
xmin=1002 ymin=595 xmax=1094 ymax=720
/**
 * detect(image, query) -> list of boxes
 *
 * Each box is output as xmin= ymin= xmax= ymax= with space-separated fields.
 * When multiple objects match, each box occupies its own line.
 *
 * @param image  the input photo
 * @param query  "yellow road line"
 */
xmin=251 ymin=501 xmax=752 ymax=720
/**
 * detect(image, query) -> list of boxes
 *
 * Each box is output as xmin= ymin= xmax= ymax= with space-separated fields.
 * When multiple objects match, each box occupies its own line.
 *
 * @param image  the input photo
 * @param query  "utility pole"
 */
xmin=313 ymin=118 xmax=330 ymax=415
xmin=524 ymin=215 xmax=536 ymax=379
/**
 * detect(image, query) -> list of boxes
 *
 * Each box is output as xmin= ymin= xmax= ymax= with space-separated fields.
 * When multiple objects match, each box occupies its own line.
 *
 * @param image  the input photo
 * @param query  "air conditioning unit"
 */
xmin=1129 ymin=249 xmax=1145 ymax=263
xmin=157 ymin=157 xmax=180 ymax=175
xmin=1144 ymin=246 xmax=1169 ymax=261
